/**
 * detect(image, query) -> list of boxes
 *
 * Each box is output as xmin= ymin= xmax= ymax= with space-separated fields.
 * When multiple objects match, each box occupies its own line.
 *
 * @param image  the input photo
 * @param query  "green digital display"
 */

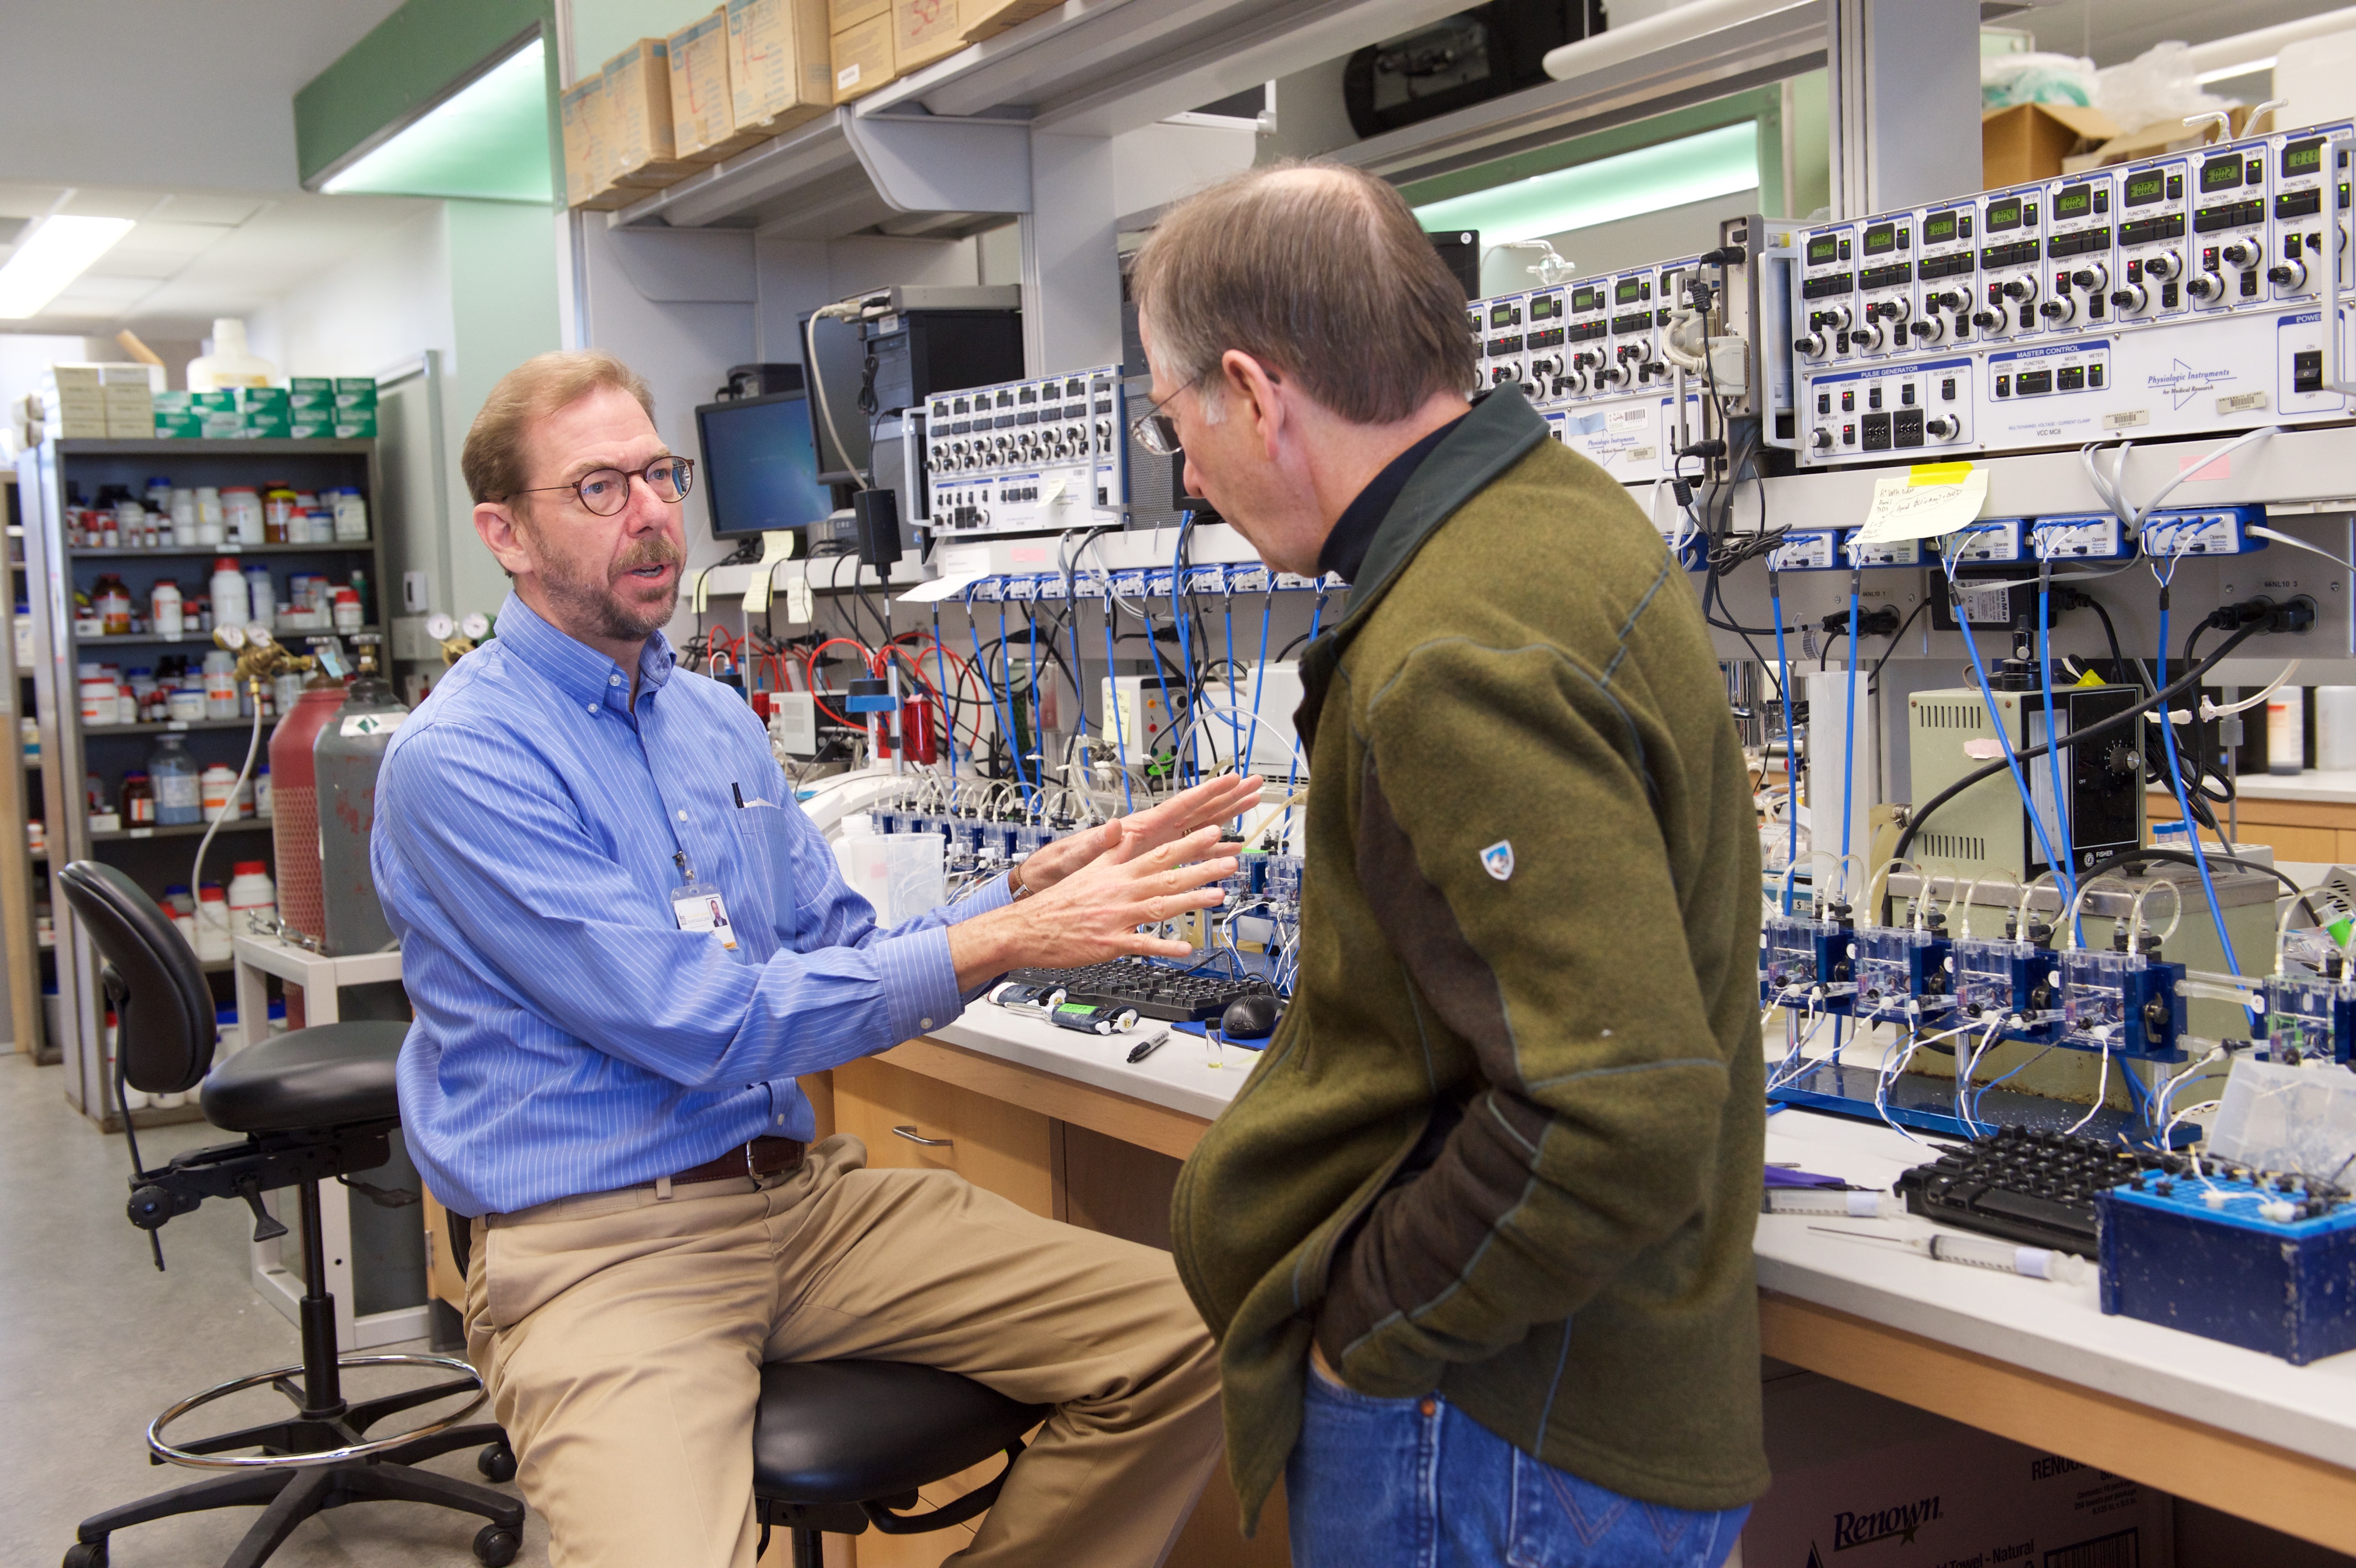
xmin=1923 ymin=211 xmax=1957 ymax=244
xmin=1530 ymin=295 xmax=1560 ymax=319
xmin=1863 ymin=223 xmax=1897 ymax=255
xmin=2285 ymin=139 xmax=2325 ymax=178
xmin=2125 ymin=170 xmax=2167 ymax=207
xmin=1614 ymin=277 xmax=1644 ymax=305
xmin=1986 ymin=197 xmax=2023 ymax=232
xmin=1571 ymin=286 xmax=1600 ymax=312
xmin=1807 ymin=234 xmax=1840 ymax=265
xmin=1055 ymin=1002 xmax=1095 ymax=1017
xmin=2054 ymin=184 xmax=2092 ymax=219
xmin=1490 ymin=304 xmax=1515 ymax=327
xmin=2201 ymin=155 xmax=2242 ymax=193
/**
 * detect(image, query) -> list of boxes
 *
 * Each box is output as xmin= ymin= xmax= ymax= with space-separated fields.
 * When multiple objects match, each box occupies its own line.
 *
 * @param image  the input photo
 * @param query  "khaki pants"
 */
xmin=467 ymin=1134 xmax=1222 ymax=1568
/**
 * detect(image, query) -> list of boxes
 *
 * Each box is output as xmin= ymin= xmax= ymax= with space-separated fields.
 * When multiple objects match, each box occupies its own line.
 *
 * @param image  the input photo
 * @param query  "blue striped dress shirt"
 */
xmin=373 ymin=592 xmax=1009 ymax=1216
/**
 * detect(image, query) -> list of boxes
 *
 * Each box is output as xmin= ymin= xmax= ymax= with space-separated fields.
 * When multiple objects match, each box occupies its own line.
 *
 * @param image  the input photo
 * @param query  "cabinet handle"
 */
xmin=892 ymin=1124 xmax=952 ymax=1148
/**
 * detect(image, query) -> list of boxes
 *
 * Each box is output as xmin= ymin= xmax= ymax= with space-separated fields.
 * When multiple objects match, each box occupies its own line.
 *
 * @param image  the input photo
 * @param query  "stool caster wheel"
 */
xmin=477 ymin=1441 xmax=517 ymax=1483
xmin=473 ymin=1524 xmax=521 ymax=1566
xmin=63 ymin=1541 xmax=108 ymax=1568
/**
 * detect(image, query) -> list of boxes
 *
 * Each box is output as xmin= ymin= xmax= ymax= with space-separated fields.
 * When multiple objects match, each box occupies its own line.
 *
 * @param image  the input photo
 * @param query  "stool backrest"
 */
xmin=58 ymin=860 xmax=215 ymax=1096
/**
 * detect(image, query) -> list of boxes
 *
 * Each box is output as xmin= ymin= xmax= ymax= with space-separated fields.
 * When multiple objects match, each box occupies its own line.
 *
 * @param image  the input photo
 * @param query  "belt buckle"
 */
xmin=744 ymin=1140 xmax=758 ymax=1181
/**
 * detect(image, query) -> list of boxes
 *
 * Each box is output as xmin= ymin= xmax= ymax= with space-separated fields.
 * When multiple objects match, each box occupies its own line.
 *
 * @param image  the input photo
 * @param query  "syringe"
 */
xmin=1809 ymin=1225 xmax=2091 ymax=1285
xmin=1764 ymin=1188 xmax=1904 ymax=1219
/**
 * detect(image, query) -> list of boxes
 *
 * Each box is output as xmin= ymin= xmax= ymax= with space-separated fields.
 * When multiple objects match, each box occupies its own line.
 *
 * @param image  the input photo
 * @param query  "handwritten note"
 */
xmin=741 ymin=532 xmax=800 ymax=614
xmin=1856 ymin=462 xmax=1989 ymax=544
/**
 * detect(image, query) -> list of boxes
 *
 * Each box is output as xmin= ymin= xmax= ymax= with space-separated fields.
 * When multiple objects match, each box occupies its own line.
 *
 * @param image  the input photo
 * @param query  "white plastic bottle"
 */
xmin=194 ymin=883 xmax=233 ymax=961
xmin=150 ymin=580 xmax=183 ymax=639
xmin=203 ymin=652 xmax=238 ymax=720
xmin=194 ymin=487 xmax=224 ymax=545
xmin=243 ymin=566 xmax=275 ymax=631
xmin=223 ymin=488 xmax=263 ymax=545
xmin=209 ymin=557 xmax=249 ymax=632
xmin=332 ymin=488 xmax=369 ymax=542
xmin=199 ymin=763 xmax=236 ymax=822
xmin=254 ymin=763 xmax=273 ymax=818
xmin=185 ymin=317 xmax=278 ymax=392
xmin=226 ymin=860 xmax=276 ymax=934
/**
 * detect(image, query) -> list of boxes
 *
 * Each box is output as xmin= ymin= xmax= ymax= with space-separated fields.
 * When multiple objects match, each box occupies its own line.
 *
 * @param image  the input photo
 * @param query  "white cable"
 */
xmin=2201 ymin=661 xmax=2299 ymax=719
xmin=2249 ymin=525 xmax=2356 ymax=573
xmin=2128 ymin=425 xmax=2282 ymax=534
xmin=2063 ymin=1032 xmax=2113 ymax=1136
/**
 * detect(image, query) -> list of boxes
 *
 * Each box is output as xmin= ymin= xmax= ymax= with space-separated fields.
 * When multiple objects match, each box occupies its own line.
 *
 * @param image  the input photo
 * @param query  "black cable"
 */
xmin=1890 ymin=618 xmax=2269 ymax=871
xmin=1818 ymin=629 xmax=1846 ymax=673
xmin=1865 ymin=598 xmax=1931 ymax=692
xmin=2074 ymin=845 xmax=2323 ymax=927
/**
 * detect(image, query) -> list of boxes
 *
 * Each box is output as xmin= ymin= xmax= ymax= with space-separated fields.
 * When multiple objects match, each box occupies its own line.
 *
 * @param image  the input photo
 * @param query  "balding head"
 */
xmin=1128 ymin=160 xmax=1475 ymax=426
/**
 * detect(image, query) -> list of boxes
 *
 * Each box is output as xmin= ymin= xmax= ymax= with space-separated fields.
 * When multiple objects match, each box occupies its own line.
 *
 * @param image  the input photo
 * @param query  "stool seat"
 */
xmin=199 ymin=1022 xmax=410 ymax=1133
xmin=752 ymin=1361 xmax=1045 ymax=1508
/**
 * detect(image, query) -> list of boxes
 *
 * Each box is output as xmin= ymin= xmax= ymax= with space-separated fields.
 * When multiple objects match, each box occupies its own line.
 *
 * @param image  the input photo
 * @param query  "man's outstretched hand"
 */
xmin=949 ymin=816 xmax=1247 ymax=989
xmin=1010 ymin=772 xmax=1264 ymax=899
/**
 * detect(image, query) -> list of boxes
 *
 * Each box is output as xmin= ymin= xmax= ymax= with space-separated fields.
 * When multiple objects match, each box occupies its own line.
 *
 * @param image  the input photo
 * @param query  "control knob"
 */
xmin=2109 ymin=282 xmax=2149 ymax=315
xmin=1809 ymin=426 xmax=1836 ymax=452
xmin=2140 ymin=251 xmax=2181 ymax=282
xmin=1793 ymin=330 xmax=1832 ymax=358
xmin=2187 ymin=271 xmax=2226 ymax=302
xmin=2270 ymin=259 xmax=2310 ymax=290
xmin=1970 ymin=309 xmax=2005 ymax=331
xmin=1910 ymin=316 xmax=1949 ymax=344
xmin=1999 ymin=276 xmax=2039 ymax=305
xmin=2070 ymin=263 xmax=2110 ymax=294
xmin=2221 ymin=238 xmax=2262 ymax=270
xmin=1818 ymin=302 xmax=1854 ymax=332
xmin=1924 ymin=413 xmax=1961 ymax=441
xmin=1850 ymin=319 xmax=1887 ymax=353
xmin=1872 ymin=297 xmax=1911 ymax=324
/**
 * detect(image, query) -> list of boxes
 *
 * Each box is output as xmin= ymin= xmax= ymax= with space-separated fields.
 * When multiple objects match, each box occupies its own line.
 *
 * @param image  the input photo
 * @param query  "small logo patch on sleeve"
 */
xmin=1479 ymin=841 xmax=1515 ymax=881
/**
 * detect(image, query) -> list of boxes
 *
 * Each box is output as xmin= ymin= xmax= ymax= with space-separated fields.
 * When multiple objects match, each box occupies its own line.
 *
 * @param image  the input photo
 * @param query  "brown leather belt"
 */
xmin=669 ymin=1136 xmax=805 ymax=1188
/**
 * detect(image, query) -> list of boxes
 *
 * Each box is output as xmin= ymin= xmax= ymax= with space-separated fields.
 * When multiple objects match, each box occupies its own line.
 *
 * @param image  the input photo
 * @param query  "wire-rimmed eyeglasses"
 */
xmin=513 ymin=457 xmax=696 ymax=517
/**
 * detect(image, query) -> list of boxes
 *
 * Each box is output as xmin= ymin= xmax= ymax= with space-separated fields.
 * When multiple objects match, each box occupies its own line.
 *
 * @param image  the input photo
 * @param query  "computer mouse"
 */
xmin=1220 ymin=993 xmax=1282 ymax=1040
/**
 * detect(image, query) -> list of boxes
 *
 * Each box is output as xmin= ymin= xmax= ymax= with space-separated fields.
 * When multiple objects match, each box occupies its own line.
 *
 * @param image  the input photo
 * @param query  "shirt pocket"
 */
xmin=732 ymin=804 xmax=796 ymax=948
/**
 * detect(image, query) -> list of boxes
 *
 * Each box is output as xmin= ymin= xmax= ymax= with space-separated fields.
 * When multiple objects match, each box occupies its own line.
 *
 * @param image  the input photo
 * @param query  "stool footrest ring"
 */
xmin=147 ymin=1353 xmax=489 ymax=1470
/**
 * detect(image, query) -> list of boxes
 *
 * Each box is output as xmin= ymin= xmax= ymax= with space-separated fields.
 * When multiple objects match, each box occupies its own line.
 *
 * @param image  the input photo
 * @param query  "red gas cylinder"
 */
xmin=269 ymin=682 xmax=347 ymax=944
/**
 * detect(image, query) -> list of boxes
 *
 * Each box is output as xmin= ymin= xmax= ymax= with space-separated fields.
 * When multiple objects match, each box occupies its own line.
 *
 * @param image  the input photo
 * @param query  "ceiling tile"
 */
xmin=114 ymin=220 xmax=239 ymax=258
xmin=57 ymin=189 xmax=166 ymax=220
xmin=0 ymin=185 xmax=66 ymax=219
xmin=150 ymin=194 xmax=267 ymax=226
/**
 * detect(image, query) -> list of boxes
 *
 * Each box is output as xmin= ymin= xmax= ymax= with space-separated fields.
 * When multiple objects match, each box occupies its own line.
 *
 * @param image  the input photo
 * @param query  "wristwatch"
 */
xmin=1009 ymin=861 xmax=1036 ymax=901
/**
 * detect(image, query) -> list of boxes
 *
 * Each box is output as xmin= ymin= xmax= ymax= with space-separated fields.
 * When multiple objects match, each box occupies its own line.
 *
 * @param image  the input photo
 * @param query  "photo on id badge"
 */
xmin=671 ymin=855 xmax=738 ymax=950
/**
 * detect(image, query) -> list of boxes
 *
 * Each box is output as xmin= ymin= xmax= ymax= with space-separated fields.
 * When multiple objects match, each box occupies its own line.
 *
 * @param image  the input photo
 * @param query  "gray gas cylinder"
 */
xmin=314 ymin=634 xmax=407 ymax=956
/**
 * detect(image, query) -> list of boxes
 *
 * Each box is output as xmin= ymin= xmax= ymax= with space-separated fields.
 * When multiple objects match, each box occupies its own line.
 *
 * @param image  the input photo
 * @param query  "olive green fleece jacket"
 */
xmin=1169 ymin=386 xmax=1767 ymax=1531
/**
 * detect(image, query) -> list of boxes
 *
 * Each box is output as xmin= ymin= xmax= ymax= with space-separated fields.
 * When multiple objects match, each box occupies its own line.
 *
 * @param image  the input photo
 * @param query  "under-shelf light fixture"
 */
xmin=316 ymin=33 xmax=552 ymax=203
xmin=1413 ymin=122 xmax=1761 ymax=249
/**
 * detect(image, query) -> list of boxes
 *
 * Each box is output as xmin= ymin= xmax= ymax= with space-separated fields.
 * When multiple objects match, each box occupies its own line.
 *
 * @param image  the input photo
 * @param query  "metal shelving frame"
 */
xmin=15 ymin=438 xmax=388 ymax=1128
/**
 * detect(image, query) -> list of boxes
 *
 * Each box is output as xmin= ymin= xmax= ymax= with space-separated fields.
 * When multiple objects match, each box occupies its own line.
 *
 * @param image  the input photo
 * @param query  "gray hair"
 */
xmin=1128 ymin=161 xmax=1474 ymax=425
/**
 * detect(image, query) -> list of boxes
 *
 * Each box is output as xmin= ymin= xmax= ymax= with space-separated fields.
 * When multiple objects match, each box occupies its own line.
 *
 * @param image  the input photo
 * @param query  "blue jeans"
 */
xmin=1288 ymin=1367 xmax=1748 ymax=1568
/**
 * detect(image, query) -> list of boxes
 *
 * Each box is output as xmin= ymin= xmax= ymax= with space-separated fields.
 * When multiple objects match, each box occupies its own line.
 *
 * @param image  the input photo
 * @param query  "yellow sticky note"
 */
xmin=1857 ymin=464 xmax=1988 ymax=544
xmin=741 ymin=533 xmax=799 ymax=615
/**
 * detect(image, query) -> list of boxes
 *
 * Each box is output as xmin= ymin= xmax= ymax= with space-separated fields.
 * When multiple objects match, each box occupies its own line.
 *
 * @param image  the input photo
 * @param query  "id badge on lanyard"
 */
xmin=669 ymin=852 xmax=738 ymax=951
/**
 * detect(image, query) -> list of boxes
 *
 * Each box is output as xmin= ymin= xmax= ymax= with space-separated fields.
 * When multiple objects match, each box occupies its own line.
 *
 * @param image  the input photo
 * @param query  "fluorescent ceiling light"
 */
xmin=0 ymin=216 xmax=136 ymax=319
xmin=1413 ymin=122 xmax=1759 ymax=246
xmin=2197 ymin=56 xmax=2277 ymax=85
xmin=322 ymin=35 xmax=552 ymax=203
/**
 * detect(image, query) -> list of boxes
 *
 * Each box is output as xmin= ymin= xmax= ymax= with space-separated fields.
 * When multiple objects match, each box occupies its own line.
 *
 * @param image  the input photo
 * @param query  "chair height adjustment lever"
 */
xmin=238 ymin=1178 xmax=289 ymax=1242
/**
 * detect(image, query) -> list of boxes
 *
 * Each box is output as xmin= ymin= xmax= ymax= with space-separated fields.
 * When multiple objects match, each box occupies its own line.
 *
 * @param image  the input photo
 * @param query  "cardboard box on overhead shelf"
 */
xmin=1982 ymin=102 xmax=2119 ymax=188
xmin=287 ymin=377 xmax=335 ymax=412
xmin=562 ymin=77 xmax=635 ymax=211
xmin=334 ymin=378 xmax=378 ymax=410
xmin=959 ymin=0 xmax=1062 ymax=44
xmin=44 ymin=364 xmax=103 ymax=392
xmin=2076 ymin=105 xmax=2260 ymax=172
xmin=669 ymin=9 xmax=764 ymax=162
xmin=894 ymin=0 xmax=964 ymax=72
xmin=831 ymin=0 xmax=887 ymax=29
xmin=335 ymin=411 xmax=378 ymax=440
xmin=831 ymin=14 xmax=894 ymax=103
xmin=728 ymin=0 xmax=834 ymax=137
xmin=191 ymin=389 xmax=236 ymax=414
xmin=235 ymin=386 xmax=288 ymax=415
xmin=604 ymin=37 xmax=704 ymax=187
xmin=153 ymin=411 xmax=202 ymax=439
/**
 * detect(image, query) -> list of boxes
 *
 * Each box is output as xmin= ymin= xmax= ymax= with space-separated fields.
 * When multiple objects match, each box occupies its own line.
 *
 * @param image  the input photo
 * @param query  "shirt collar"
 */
xmin=1317 ymin=413 xmax=1466 ymax=585
xmin=496 ymin=590 xmax=676 ymax=716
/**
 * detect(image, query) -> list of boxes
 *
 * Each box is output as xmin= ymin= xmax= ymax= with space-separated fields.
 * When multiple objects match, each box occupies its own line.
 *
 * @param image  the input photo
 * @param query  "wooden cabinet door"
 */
xmin=829 ymin=1056 xmax=1055 ymax=1219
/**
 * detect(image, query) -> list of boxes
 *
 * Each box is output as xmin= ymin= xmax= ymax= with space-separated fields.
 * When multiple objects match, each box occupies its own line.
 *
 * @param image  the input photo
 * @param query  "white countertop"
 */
xmin=1757 ymin=1109 xmax=2356 ymax=1459
xmin=931 ymin=1002 xmax=2356 ymax=1459
xmin=2154 ymin=768 xmax=2356 ymax=806
xmin=930 ymin=1004 xmax=1253 ymax=1124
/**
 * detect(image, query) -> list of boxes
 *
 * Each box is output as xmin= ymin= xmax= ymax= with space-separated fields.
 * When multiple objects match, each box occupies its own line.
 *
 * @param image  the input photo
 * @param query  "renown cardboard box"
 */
xmin=831 ymin=13 xmax=894 ymax=103
xmin=562 ymin=77 xmax=635 ymax=211
xmin=1983 ymin=102 xmax=2119 ymax=189
xmin=959 ymin=0 xmax=1063 ymax=44
xmin=894 ymin=0 xmax=963 ymax=72
xmin=669 ymin=9 xmax=764 ymax=162
xmin=831 ymin=0 xmax=886 ymax=26
xmin=604 ymin=38 xmax=703 ymax=187
xmin=728 ymin=0 xmax=833 ymax=138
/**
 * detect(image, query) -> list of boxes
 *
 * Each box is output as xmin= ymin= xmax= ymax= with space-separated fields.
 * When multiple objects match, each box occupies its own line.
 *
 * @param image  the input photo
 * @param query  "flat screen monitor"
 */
xmin=693 ymin=391 xmax=833 ymax=539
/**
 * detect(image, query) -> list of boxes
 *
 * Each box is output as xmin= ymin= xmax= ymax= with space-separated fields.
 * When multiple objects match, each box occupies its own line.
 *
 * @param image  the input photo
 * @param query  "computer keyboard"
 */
xmin=1893 ymin=1126 xmax=2176 ymax=1259
xmin=1001 ymin=959 xmax=1276 ymax=1024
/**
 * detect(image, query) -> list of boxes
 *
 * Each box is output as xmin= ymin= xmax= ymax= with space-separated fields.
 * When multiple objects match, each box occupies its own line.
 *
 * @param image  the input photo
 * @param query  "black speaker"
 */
xmin=852 ymin=489 xmax=902 ymax=574
xmin=1428 ymin=229 xmax=1480 ymax=300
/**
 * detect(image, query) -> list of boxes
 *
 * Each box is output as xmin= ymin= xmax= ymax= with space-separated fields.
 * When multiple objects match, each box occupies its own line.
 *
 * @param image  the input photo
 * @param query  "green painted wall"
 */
xmin=444 ymin=200 xmax=563 ymax=619
xmin=295 ymin=0 xmax=559 ymax=195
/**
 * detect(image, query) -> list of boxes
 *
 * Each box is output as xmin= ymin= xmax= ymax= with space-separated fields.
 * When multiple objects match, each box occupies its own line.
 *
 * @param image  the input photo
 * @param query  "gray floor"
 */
xmin=0 ymin=1052 xmax=551 ymax=1568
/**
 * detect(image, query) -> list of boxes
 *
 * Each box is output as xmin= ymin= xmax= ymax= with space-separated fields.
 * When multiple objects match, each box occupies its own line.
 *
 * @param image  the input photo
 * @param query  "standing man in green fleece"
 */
xmin=1130 ymin=161 xmax=1767 ymax=1567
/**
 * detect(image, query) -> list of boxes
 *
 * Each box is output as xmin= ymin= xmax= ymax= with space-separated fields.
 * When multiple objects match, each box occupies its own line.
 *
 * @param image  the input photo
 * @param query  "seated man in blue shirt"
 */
xmin=373 ymin=348 xmax=1256 ymax=1568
